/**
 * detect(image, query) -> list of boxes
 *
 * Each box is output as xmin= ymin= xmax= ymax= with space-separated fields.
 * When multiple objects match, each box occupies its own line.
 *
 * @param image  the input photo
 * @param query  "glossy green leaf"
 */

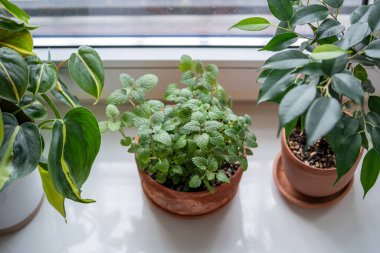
xmin=323 ymin=0 xmax=343 ymax=8
xmin=229 ymin=17 xmax=270 ymax=31
xmin=258 ymin=69 xmax=295 ymax=103
xmin=260 ymin=32 xmax=298 ymax=52
xmin=338 ymin=22 xmax=370 ymax=50
xmin=19 ymin=96 xmax=48 ymax=120
xmin=0 ymin=28 xmax=33 ymax=56
xmin=68 ymin=46 xmax=104 ymax=104
xmin=326 ymin=117 xmax=360 ymax=150
xmin=48 ymin=107 xmax=100 ymax=202
xmin=0 ymin=47 xmax=28 ymax=103
xmin=28 ymin=62 xmax=58 ymax=95
xmin=291 ymin=5 xmax=329 ymax=26
xmin=0 ymin=113 xmax=41 ymax=191
xmin=262 ymin=50 xmax=309 ymax=69
xmin=305 ymin=97 xmax=341 ymax=146
xmin=365 ymin=40 xmax=380 ymax=59
xmin=334 ymin=133 xmax=362 ymax=181
xmin=0 ymin=110 xmax=3 ymax=147
xmin=279 ymin=85 xmax=316 ymax=126
xmin=350 ymin=5 xmax=371 ymax=24
xmin=315 ymin=19 xmax=345 ymax=41
xmin=353 ymin=64 xmax=368 ymax=82
xmin=361 ymin=149 xmax=380 ymax=197
xmin=369 ymin=96 xmax=380 ymax=115
xmin=294 ymin=62 xmax=324 ymax=76
xmin=0 ymin=0 xmax=30 ymax=23
xmin=311 ymin=44 xmax=347 ymax=60
xmin=322 ymin=54 xmax=348 ymax=76
xmin=38 ymin=162 xmax=66 ymax=218
xmin=332 ymin=73 xmax=364 ymax=104
xmin=267 ymin=0 xmax=293 ymax=21
xmin=0 ymin=17 xmax=26 ymax=31
xmin=370 ymin=127 xmax=380 ymax=157
xmin=368 ymin=1 xmax=380 ymax=32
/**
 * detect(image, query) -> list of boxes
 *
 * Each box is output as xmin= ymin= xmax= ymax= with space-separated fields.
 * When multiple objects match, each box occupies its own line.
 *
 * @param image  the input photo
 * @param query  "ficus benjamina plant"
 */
xmin=0 ymin=0 xmax=105 ymax=219
xmin=230 ymin=0 xmax=380 ymax=196
xmin=100 ymin=55 xmax=257 ymax=192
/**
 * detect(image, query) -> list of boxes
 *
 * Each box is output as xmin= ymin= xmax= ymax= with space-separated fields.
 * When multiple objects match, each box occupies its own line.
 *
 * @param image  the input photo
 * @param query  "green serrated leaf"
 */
xmin=216 ymin=172 xmax=230 ymax=183
xmin=189 ymin=175 xmax=202 ymax=188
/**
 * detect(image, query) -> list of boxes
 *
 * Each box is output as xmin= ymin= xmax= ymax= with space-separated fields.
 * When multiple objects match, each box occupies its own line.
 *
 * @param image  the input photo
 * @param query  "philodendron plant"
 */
xmin=230 ymin=0 xmax=380 ymax=196
xmin=0 ymin=0 xmax=104 ymax=218
xmin=100 ymin=55 xmax=257 ymax=192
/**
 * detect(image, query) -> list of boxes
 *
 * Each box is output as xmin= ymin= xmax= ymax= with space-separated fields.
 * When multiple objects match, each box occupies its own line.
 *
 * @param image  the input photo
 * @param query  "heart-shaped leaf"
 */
xmin=68 ymin=46 xmax=104 ymax=104
xmin=19 ymin=95 xmax=48 ymax=120
xmin=0 ymin=112 xmax=41 ymax=191
xmin=0 ymin=28 xmax=33 ymax=56
xmin=28 ymin=62 xmax=58 ymax=95
xmin=0 ymin=0 xmax=30 ymax=23
xmin=0 ymin=17 xmax=26 ymax=31
xmin=0 ymin=47 xmax=28 ymax=103
xmin=48 ymin=107 xmax=100 ymax=202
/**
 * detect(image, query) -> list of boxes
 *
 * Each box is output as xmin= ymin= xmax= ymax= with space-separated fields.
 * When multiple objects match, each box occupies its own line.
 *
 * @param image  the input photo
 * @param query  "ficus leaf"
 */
xmin=365 ymin=40 xmax=380 ymax=60
xmin=291 ymin=5 xmax=329 ymax=26
xmin=311 ymin=44 xmax=347 ymax=60
xmin=267 ymin=0 xmax=293 ymax=21
xmin=368 ymin=1 xmax=380 ymax=32
xmin=279 ymin=85 xmax=316 ymax=127
xmin=262 ymin=50 xmax=309 ymax=70
xmin=258 ymin=69 xmax=295 ymax=104
xmin=305 ymin=97 xmax=341 ymax=146
xmin=361 ymin=149 xmax=380 ymax=197
xmin=323 ymin=0 xmax=343 ymax=8
xmin=332 ymin=73 xmax=364 ymax=104
xmin=368 ymin=96 xmax=380 ymax=115
xmin=260 ymin=32 xmax=298 ymax=52
xmin=229 ymin=17 xmax=271 ymax=31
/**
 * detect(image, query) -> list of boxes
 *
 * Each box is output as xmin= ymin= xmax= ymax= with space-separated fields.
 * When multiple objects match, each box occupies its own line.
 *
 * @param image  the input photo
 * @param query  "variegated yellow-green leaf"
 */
xmin=68 ymin=46 xmax=104 ymax=104
xmin=0 ymin=28 xmax=33 ymax=56
xmin=48 ymin=107 xmax=100 ymax=203
xmin=0 ymin=47 xmax=28 ymax=103
xmin=38 ymin=162 xmax=66 ymax=218
xmin=0 ymin=112 xmax=41 ymax=191
xmin=27 ymin=62 xmax=58 ymax=94
xmin=0 ymin=0 xmax=30 ymax=24
xmin=0 ymin=109 xmax=3 ymax=147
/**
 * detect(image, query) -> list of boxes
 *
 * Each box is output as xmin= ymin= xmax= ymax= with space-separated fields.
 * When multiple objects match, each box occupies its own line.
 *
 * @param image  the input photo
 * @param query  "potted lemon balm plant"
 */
xmin=100 ymin=55 xmax=257 ymax=216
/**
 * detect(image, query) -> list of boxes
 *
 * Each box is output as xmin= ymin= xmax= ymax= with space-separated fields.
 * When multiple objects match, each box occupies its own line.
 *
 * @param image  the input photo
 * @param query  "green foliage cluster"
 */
xmin=0 ymin=0 xmax=105 ymax=218
xmin=101 ymin=55 xmax=257 ymax=192
xmin=231 ymin=0 xmax=380 ymax=196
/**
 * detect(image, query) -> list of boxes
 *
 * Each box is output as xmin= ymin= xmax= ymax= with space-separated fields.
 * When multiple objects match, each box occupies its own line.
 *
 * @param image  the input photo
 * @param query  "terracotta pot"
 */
xmin=0 ymin=99 xmax=44 ymax=235
xmin=280 ymin=130 xmax=363 ymax=197
xmin=138 ymin=166 xmax=243 ymax=216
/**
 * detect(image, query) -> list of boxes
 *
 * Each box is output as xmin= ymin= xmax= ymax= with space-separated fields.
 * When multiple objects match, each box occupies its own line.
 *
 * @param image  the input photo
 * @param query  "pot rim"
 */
xmin=137 ymin=163 xmax=243 ymax=196
xmin=281 ymin=129 xmax=363 ymax=175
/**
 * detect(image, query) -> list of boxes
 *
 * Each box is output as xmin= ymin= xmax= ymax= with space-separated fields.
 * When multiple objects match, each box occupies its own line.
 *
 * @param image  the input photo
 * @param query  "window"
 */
xmin=16 ymin=0 xmax=361 ymax=47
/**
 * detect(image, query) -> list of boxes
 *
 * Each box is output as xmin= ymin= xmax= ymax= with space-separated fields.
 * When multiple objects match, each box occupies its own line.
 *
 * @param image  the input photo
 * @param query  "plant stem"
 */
xmin=41 ymin=94 xmax=61 ymax=119
xmin=38 ymin=119 xmax=55 ymax=129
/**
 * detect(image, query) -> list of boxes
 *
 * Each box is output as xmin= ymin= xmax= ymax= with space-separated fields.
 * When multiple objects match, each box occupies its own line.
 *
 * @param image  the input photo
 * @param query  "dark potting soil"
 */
xmin=146 ymin=161 xmax=239 ymax=192
xmin=288 ymin=128 xmax=336 ymax=169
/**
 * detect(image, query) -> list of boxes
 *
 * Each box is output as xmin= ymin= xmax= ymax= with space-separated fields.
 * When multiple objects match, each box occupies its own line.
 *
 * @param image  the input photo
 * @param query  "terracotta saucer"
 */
xmin=273 ymin=154 xmax=354 ymax=208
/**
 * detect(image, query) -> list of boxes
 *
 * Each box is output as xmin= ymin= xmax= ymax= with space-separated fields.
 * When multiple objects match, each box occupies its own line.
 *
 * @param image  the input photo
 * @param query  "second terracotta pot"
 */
xmin=138 ymin=166 xmax=242 ymax=216
xmin=280 ymin=130 xmax=363 ymax=198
